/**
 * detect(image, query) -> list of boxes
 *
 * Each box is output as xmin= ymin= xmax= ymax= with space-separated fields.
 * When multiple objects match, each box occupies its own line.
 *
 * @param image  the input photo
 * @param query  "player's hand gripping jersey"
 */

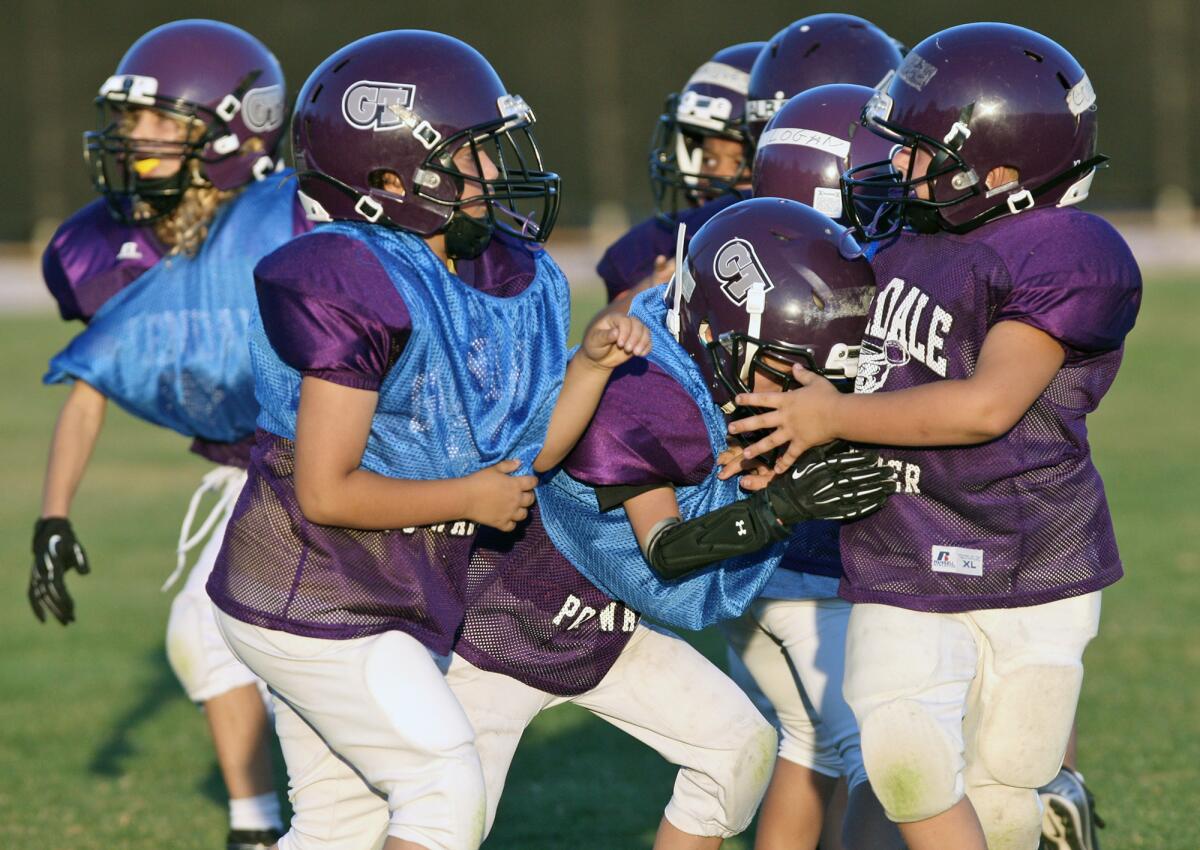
xmin=208 ymin=227 xmax=568 ymax=652
xmin=842 ymin=207 xmax=1141 ymax=611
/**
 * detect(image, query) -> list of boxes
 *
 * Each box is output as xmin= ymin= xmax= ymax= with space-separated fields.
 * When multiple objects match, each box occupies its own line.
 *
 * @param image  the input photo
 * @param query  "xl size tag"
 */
xmin=930 ymin=545 xmax=983 ymax=577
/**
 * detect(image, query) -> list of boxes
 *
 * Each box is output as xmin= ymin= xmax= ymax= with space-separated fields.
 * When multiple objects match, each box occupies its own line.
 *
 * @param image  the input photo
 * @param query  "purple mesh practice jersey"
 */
xmin=563 ymin=357 xmax=838 ymax=582
xmin=208 ymin=230 xmax=540 ymax=651
xmin=43 ymin=195 xmax=313 ymax=468
xmin=459 ymin=503 xmax=639 ymax=696
xmin=597 ymin=192 xmax=746 ymax=302
xmin=840 ymin=207 xmax=1141 ymax=612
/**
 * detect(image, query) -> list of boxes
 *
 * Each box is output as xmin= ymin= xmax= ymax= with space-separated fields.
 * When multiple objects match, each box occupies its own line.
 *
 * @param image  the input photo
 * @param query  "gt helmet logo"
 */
xmin=341 ymin=81 xmax=417 ymax=130
xmin=713 ymin=237 xmax=775 ymax=306
xmin=242 ymin=85 xmax=286 ymax=132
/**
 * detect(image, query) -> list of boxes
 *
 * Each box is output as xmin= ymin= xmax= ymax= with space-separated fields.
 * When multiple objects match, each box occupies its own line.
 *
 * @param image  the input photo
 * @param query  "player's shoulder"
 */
xmin=43 ymin=199 xmax=162 ymax=321
xmin=256 ymin=226 xmax=386 ymax=290
xmin=972 ymin=207 xmax=1140 ymax=283
xmin=677 ymin=190 xmax=747 ymax=230
xmin=46 ymin=199 xmax=141 ymax=265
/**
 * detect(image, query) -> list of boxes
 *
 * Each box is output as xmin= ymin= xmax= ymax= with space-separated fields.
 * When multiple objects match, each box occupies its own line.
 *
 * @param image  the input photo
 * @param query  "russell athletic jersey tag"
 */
xmin=931 ymin=545 xmax=984 ymax=577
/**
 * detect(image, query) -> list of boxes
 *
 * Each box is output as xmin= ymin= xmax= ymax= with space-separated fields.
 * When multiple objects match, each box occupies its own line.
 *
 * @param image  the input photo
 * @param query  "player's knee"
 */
xmin=859 ymin=699 xmax=964 ymax=822
xmin=978 ymin=663 xmax=1081 ymax=788
xmin=967 ymin=783 xmax=1043 ymax=850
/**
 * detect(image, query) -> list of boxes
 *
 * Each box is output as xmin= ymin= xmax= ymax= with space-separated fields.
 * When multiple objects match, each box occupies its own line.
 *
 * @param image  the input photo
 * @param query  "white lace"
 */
xmin=164 ymin=465 xmax=247 ymax=592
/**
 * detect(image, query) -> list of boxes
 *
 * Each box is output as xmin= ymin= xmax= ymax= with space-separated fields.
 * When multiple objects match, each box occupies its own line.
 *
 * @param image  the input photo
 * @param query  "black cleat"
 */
xmin=227 ymin=828 xmax=283 ymax=850
xmin=1040 ymin=767 xmax=1105 ymax=850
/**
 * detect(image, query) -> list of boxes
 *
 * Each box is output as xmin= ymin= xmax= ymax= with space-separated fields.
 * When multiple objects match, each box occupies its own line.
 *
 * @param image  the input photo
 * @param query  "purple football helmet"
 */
xmin=745 ymin=15 xmax=903 ymax=143
xmin=84 ymin=19 xmax=287 ymax=223
xmin=666 ymin=196 xmax=875 ymax=443
xmin=842 ymin=23 xmax=1106 ymax=239
xmin=292 ymin=30 xmax=560 ymax=260
xmin=648 ymin=42 xmax=765 ymax=219
xmin=753 ymin=84 xmax=897 ymax=226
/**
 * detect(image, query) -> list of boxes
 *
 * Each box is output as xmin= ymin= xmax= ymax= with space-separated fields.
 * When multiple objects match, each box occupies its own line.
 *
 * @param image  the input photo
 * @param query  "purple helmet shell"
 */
xmin=85 ymin=18 xmax=287 ymax=217
xmin=745 ymin=14 xmax=902 ymax=143
xmin=753 ymin=84 xmax=896 ymax=223
xmin=292 ymin=30 xmax=560 ymax=259
xmin=667 ymin=196 xmax=876 ymax=435
xmin=649 ymin=41 xmax=765 ymax=219
xmin=842 ymin=23 xmax=1105 ymax=239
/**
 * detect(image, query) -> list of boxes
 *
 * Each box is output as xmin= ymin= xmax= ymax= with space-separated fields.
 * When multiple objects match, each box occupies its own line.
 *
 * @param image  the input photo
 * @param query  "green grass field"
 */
xmin=0 ymin=277 xmax=1197 ymax=850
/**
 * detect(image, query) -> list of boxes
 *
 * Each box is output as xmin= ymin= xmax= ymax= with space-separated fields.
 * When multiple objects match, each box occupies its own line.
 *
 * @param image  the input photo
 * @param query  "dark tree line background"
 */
xmin=3 ymin=0 xmax=1194 ymax=242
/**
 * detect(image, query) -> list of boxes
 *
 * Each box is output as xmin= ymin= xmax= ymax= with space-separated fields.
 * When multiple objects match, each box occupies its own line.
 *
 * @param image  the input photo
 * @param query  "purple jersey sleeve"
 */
xmin=596 ymin=216 xmax=676 ymax=302
xmin=254 ymin=231 xmax=411 ymax=391
xmin=562 ymin=359 xmax=713 ymax=488
xmin=596 ymin=193 xmax=749 ymax=302
xmin=984 ymin=209 xmax=1141 ymax=360
xmin=42 ymin=199 xmax=164 ymax=323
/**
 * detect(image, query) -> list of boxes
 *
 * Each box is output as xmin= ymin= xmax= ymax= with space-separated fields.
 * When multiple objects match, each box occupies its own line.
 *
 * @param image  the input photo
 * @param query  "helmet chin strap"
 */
xmin=666 ymin=222 xmax=688 ymax=341
xmin=740 ymin=282 xmax=767 ymax=383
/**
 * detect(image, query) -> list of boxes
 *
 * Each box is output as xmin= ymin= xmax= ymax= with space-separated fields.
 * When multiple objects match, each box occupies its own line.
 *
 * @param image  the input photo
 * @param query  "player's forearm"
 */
xmin=827 ymin=379 xmax=1017 ymax=447
xmin=533 ymin=352 xmax=614 ymax=473
xmin=295 ymin=467 xmax=473 ymax=530
xmin=41 ymin=381 xmax=108 ymax=518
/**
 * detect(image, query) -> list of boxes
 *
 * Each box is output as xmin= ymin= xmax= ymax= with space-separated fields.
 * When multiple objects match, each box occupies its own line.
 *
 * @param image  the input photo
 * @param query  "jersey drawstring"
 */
xmin=165 ymin=465 xmax=247 ymax=592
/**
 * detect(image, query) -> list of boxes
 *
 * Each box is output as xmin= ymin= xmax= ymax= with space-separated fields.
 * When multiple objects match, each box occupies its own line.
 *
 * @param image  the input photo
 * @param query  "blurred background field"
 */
xmin=1 ymin=274 xmax=1197 ymax=849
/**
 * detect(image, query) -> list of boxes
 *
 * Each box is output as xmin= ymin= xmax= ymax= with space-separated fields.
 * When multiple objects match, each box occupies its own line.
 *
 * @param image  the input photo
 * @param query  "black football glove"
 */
xmin=29 ymin=517 xmax=89 ymax=625
xmin=763 ymin=441 xmax=897 ymax=523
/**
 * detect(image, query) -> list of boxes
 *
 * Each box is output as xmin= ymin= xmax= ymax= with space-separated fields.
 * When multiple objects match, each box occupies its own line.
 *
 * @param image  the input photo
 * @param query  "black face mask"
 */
xmin=442 ymin=209 xmax=495 ymax=260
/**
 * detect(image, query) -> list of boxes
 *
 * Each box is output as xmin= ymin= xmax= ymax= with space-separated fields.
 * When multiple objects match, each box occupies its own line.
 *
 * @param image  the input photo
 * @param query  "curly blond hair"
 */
xmin=122 ymin=110 xmax=263 ymax=256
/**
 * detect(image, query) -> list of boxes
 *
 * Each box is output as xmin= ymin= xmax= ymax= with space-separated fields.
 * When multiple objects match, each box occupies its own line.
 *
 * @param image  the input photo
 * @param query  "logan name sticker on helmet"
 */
xmin=713 ymin=238 xmax=775 ymax=306
xmin=342 ymin=81 xmax=417 ymax=131
xmin=897 ymin=52 xmax=937 ymax=91
xmin=758 ymin=127 xmax=852 ymax=158
xmin=686 ymin=62 xmax=752 ymax=95
xmin=99 ymin=74 xmax=158 ymax=106
xmin=242 ymin=85 xmax=286 ymax=132
xmin=1065 ymin=74 xmax=1096 ymax=115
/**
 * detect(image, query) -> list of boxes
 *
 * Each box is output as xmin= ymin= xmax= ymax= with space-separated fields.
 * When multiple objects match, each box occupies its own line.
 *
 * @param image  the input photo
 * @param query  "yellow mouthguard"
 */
xmin=132 ymin=158 xmax=161 ymax=176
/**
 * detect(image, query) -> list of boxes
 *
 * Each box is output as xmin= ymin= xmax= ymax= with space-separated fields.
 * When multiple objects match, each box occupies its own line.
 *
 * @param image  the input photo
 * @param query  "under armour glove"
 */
xmin=764 ymin=441 xmax=897 ymax=523
xmin=29 ymin=517 xmax=89 ymax=625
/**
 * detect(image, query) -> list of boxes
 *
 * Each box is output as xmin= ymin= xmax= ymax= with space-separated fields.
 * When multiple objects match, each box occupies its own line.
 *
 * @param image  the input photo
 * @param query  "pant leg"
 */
xmin=216 ymin=611 xmax=485 ymax=850
xmin=166 ymin=482 xmax=261 ymax=703
xmin=569 ymin=624 xmax=778 ymax=838
xmin=273 ymin=696 xmax=389 ymax=850
xmin=962 ymin=592 xmax=1102 ymax=850
xmin=443 ymin=654 xmax=552 ymax=838
xmin=753 ymin=598 xmax=861 ymax=784
xmin=843 ymin=603 xmax=979 ymax=823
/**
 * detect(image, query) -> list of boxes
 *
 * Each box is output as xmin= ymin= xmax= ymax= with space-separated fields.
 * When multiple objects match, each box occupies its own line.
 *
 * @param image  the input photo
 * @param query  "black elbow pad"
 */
xmin=642 ymin=492 xmax=791 ymax=581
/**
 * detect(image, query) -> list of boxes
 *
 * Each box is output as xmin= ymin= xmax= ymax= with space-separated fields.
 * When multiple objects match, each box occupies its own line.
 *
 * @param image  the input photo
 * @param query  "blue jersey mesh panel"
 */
xmin=45 ymin=172 xmax=298 ymax=442
xmin=252 ymin=223 xmax=569 ymax=480
xmin=538 ymin=285 xmax=785 ymax=630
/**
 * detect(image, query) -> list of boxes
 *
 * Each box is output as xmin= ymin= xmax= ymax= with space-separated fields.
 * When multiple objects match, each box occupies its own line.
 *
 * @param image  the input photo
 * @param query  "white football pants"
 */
xmin=721 ymin=597 xmax=866 ymax=786
xmin=215 ymin=611 xmax=486 ymax=850
xmin=844 ymin=592 xmax=1101 ymax=850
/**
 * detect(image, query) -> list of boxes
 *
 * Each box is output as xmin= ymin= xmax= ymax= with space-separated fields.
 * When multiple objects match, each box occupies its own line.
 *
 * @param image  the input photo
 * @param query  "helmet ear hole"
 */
xmin=369 ymin=169 xmax=405 ymax=196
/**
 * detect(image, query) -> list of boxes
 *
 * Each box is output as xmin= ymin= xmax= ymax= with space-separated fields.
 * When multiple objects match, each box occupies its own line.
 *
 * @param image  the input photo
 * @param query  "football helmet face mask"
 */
xmin=753 ymin=84 xmax=899 ymax=231
xmin=292 ymin=30 xmax=560 ymax=260
xmin=666 ymin=197 xmax=876 ymax=450
xmin=648 ymin=42 xmax=765 ymax=220
xmin=841 ymin=23 xmax=1107 ymax=241
xmin=84 ymin=19 xmax=287 ymax=225
xmin=745 ymin=14 xmax=903 ymax=144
